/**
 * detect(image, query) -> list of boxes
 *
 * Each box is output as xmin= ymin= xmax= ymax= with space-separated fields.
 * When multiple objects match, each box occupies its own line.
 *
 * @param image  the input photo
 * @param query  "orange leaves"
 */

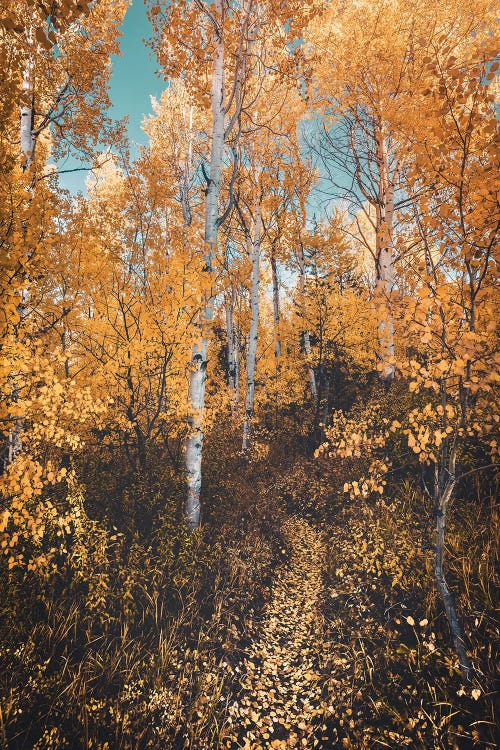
xmin=0 ymin=347 xmax=107 ymax=570
xmin=0 ymin=457 xmax=74 ymax=571
xmin=397 ymin=262 xmax=497 ymax=428
xmin=388 ymin=396 xmax=497 ymax=467
xmin=318 ymin=407 xmax=391 ymax=499
xmin=0 ymin=0 xmax=129 ymax=560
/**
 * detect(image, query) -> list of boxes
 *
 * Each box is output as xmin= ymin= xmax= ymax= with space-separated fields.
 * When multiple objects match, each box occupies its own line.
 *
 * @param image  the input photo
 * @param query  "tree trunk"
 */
xmin=375 ymin=131 xmax=395 ymax=386
xmin=270 ymin=251 xmax=281 ymax=365
xmin=296 ymin=242 xmax=317 ymax=399
xmin=321 ymin=370 xmax=330 ymax=437
xmin=185 ymin=0 xmax=225 ymax=532
xmin=180 ymin=104 xmax=193 ymax=226
xmin=434 ymin=448 xmax=473 ymax=681
xmin=270 ymin=250 xmax=281 ymax=412
xmin=20 ymin=28 xmax=36 ymax=169
xmin=5 ymin=41 xmax=35 ymax=467
xmin=242 ymin=204 xmax=262 ymax=451
xmin=226 ymin=287 xmax=239 ymax=410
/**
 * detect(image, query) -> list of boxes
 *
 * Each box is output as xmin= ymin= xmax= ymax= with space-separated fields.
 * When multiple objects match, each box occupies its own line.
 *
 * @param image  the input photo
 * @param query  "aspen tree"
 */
xmin=152 ymin=0 xmax=315 ymax=525
xmin=270 ymin=249 xmax=281 ymax=371
xmin=151 ymin=0 xmax=253 ymax=528
xmin=317 ymin=0 xmax=498 ymax=675
xmin=306 ymin=0 xmax=421 ymax=385
xmin=225 ymin=285 xmax=240 ymax=409
xmin=1 ymin=0 xmax=125 ymax=470
xmin=241 ymin=196 xmax=262 ymax=451
xmin=237 ymin=74 xmax=310 ymax=449
xmin=184 ymin=0 xmax=225 ymax=529
xmin=296 ymin=237 xmax=318 ymax=400
xmin=400 ymin=29 xmax=499 ymax=680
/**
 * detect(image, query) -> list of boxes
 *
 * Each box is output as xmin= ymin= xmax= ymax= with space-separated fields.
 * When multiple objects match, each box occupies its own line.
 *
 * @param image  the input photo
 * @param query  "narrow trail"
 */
xmin=224 ymin=517 xmax=334 ymax=749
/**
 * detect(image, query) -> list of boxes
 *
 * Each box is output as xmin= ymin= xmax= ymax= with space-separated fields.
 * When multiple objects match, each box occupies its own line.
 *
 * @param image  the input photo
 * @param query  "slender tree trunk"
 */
xmin=376 ymin=235 xmax=395 ymax=385
xmin=226 ymin=287 xmax=239 ymax=410
xmin=5 ymin=41 xmax=36 ymax=470
xmin=322 ymin=373 xmax=330 ymax=426
xmin=270 ymin=251 xmax=281 ymax=365
xmin=185 ymin=1 xmax=225 ymax=532
xmin=242 ymin=204 xmax=262 ymax=451
xmin=296 ymin=242 xmax=317 ymax=399
xmin=20 ymin=24 xmax=36 ymax=169
xmin=4 ymin=290 xmax=29 ymax=471
xmin=270 ymin=250 xmax=281 ymax=412
xmin=375 ymin=131 xmax=395 ymax=386
xmin=6 ymin=400 xmax=22 ymax=469
xmin=180 ymin=104 xmax=193 ymax=226
xmin=20 ymin=80 xmax=36 ymax=169
xmin=434 ymin=447 xmax=473 ymax=681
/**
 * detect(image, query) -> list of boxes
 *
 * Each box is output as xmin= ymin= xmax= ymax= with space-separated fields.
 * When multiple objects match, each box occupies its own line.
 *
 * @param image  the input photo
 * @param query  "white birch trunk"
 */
xmin=185 ymin=0 xmax=225 ymax=532
xmin=271 ymin=251 xmax=281 ymax=364
xmin=5 ymin=289 xmax=29 ymax=469
xmin=242 ymin=204 xmax=262 ymax=451
xmin=20 ymin=32 xmax=36 ymax=169
xmin=226 ymin=287 xmax=239 ymax=410
xmin=297 ymin=242 xmax=317 ymax=399
xmin=180 ymin=104 xmax=194 ymax=226
xmin=6 ymin=35 xmax=36 ymax=469
xmin=375 ymin=132 xmax=396 ymax=386
xmin=270 ymin=250 xmax=282 ymax=409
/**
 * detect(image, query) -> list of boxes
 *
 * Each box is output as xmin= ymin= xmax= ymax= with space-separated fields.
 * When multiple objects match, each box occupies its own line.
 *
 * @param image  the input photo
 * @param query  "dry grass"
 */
xmin=0 ymin=444 xmax=497 ymax=749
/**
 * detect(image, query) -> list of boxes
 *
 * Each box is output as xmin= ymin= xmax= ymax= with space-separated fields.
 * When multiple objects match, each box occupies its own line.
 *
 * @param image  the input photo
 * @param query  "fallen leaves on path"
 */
xmin=222 ymin=517 xmax=334 ymax=749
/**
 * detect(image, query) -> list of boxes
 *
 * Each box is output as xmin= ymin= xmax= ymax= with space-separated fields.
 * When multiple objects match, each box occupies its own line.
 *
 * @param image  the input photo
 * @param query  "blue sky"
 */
xmin=59 ymin=0 xmax=161 ymax=194
xmin=56 ymin=1 xmax=341 ymax=219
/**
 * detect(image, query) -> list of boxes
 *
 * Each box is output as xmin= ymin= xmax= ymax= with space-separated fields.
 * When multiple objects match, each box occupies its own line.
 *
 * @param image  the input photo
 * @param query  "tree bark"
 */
xmin=180 ymin=104 xmax=193 ymax=226
xmin=242 ymin=204 xmax=262 ymax=451
xmin=296 ymin=242 xmax=317 ymax=399
xmin=270 ymin=249 xmax=282 ymax=413
xmin=185 ymin=0 xmax=225 ymax=532
xmin=375 ymin=131 xmax=395 ymax=386
xmin=20 ymin=21 xmax=36 ymax=169
xmin=5 ymin=38 xmax=35 ymax=468
xmin=270 ymin=250 xmax=281 ymax=365
xmin=226 ymin=286 xmax=239 ymax=410
xmin=434 ymin=447 xmax=473 ymax=681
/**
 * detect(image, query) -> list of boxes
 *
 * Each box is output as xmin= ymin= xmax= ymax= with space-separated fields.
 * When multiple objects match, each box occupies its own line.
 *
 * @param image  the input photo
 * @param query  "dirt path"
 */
xmin=223 ymin=517 xmax=334 ymax=749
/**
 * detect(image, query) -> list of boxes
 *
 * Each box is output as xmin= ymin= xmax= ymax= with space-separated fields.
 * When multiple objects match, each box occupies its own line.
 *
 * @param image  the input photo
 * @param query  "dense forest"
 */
xmin=0 ymin=1 xmax=498 ymax=748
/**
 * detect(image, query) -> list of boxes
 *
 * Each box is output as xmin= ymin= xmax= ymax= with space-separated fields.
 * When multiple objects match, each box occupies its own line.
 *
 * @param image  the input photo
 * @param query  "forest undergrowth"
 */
xmin=0 ymin=420 xmax=497 ymax=750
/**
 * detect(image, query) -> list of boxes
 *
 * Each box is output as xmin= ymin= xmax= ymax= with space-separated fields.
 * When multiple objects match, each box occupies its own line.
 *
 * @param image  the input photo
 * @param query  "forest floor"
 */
xmin=208 ymin=468 xmax=497 ymax=750
xmin=0 ymin=456 xmax=497 ymax=750
xmin=224 ymin=517 xmax=331 ymax=749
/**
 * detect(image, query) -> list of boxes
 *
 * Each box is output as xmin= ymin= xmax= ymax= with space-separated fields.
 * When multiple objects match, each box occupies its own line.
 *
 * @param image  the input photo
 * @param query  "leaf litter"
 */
xmin=221 ymin=517 xmax=334 ymax=749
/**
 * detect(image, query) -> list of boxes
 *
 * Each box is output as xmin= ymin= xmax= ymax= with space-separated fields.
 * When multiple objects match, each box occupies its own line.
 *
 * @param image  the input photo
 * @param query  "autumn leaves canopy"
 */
xmin=0 ymin=0 xmax=498 ymax=568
